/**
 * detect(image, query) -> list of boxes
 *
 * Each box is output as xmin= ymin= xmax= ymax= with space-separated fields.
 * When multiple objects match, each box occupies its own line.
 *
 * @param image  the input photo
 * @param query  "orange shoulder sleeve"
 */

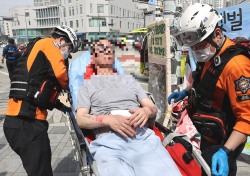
xmin=224 ymin=55 xmax=250 ymax=135
xmin=42 ymin=38 xmax=68 ymax=89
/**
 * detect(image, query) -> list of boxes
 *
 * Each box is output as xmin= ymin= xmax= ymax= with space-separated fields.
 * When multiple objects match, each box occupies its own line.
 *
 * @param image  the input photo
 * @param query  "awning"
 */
xmin=76 ymin=32 xmax=85 ymax=36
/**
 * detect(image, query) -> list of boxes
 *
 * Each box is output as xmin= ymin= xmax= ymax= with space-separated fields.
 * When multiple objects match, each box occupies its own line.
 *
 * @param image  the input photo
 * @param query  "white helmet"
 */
xmin=51 ymin=25 xmax=79 ymax=53
xmin=173 ymin=3 xmax=222 ymax=47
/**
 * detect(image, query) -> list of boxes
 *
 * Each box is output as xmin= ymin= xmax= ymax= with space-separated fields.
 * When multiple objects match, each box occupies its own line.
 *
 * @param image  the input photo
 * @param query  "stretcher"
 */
xmin=64 ymin=51 xmax=211 ymax=176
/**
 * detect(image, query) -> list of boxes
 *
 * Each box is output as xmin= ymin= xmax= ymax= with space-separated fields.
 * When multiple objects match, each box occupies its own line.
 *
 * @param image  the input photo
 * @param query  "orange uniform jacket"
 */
xmin=200 ymin=37 xmax=250 ymax=135
xmin=6 ymin=38 xmax=68 ymax=120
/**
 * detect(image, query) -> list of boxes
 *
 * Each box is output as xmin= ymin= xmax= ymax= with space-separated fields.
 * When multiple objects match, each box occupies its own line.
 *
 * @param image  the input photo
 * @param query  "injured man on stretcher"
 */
xmin=76 ymin=39 xmax=181 ymax=176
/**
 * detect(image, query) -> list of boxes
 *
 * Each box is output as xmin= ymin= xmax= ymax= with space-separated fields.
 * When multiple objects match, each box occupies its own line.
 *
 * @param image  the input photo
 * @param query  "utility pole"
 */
xmin=143 ymin=10 xmax=146 ymax=27
xmin=25 ymin=12 xmax=28 ymax=43
xmin=98 ymin=14 xmax=101 ymax=35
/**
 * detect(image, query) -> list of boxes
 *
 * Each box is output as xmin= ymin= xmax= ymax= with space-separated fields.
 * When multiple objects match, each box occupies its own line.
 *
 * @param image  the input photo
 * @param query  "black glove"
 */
xmin=55 ymin=101 xmax=71 ymax=114
xmin=61 ymin=105 xmax=71 ymax=114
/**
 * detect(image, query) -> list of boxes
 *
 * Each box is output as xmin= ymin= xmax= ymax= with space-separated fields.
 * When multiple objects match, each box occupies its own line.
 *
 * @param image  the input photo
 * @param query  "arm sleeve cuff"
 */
xmin=233 ymin=120 xmax=250 ymax=135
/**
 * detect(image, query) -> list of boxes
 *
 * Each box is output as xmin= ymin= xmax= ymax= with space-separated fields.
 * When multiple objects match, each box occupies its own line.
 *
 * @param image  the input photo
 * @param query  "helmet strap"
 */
xmin=205 ymin=35 xmax=221 ymax=56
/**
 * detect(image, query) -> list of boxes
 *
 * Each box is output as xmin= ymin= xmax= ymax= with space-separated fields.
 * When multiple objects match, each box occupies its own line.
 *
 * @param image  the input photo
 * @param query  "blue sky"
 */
xmin=0 ymin=0 xmax=33 ymax=16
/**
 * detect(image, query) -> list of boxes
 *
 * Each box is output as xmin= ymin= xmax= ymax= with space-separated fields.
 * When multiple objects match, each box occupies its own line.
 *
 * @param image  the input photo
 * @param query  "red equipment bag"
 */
xmin=153 ymin=124 xmax=202 ymax=176
xmin=166 ymin=143 xmax=202 ymax=176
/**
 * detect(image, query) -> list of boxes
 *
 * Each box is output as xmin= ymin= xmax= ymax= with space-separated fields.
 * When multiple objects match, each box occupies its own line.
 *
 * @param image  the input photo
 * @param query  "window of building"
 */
xmin=101 ymin=20 xmax=106 ymax=26
xmin=68 ymin=0 xmax=71 ymax=3
xmin=63 ymin=8 xmax=66 ymax=17
xmin=89 ymin=18 xmax=99 ymax=27
xmin=90 ymin=3 xmax=93 ymax=13
xmin=76 ymin=6 xmax=78 ymax=15
xmin=120 ymin=21 xmax=122 ymax=28
xmin=127 ymin=10 xmax=129 ymax=17
xmin=80 ymin=5 xmax=83 ymax=14
xmin=69 ymin=7 xmax=71 ymax=16
xmin=72 ymin=7 xmax=74 ymax=16
xmin=70 ymin=21 xmax=73 ymax=27
xmin=97 ymin=4 xmax=104 ymax=13
xmin=120 ymin=8 xmax=121 ymax=16
xmin=82 ymin=19 xmax=83 ymax=27
xmin=114 ymin=6 xmax=115 ymax=14
xmin=123 ymin=9 xmax=125 ymax=17
xmin=76 ymin=20 xmax=79 ymax=28
xmin=111 ymin=5 xmax=113 ymax=14
xmin=89 ymin=18 xmax=105 ymax=27
xmin=128 ymin=22 xmax=129 ymax=29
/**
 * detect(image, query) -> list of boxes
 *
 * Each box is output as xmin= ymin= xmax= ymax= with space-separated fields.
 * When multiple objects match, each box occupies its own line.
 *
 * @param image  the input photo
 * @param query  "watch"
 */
xmin=221 ymin=146 xmax=233 ymax=156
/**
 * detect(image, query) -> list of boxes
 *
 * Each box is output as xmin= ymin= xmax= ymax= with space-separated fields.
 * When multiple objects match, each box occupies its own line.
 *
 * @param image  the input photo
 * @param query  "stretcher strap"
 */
xmin=162 ymin=133 xmax=188 ymax=147
xmin=192 ymin=149 xmax=211 ymax=176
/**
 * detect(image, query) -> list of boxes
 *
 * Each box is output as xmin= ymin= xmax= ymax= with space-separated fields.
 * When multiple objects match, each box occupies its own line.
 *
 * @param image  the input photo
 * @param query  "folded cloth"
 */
xmin=94 ymin=110 xmax=132 ymax=137
xmin=110 ymin=110 xmax=131 ymax=117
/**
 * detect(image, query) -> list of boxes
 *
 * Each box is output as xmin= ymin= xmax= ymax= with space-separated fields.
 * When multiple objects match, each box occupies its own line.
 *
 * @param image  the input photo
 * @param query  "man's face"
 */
xmin=190 ymin=28 xmax=222 ymax=52
xmin=91 ymin=40 xmax=115 ymax=67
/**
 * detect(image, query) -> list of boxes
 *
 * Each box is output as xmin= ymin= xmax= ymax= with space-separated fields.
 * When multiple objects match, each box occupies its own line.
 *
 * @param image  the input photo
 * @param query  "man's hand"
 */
xmin=104 ymin=115 xmax=136 ymax=138
xmin=129 ymin=108 xmax=149 ymax=128
xmin=212 ymin=148 xmax=229 ymax=176
xmin=1 ymin=58 xmax=4 ymax=64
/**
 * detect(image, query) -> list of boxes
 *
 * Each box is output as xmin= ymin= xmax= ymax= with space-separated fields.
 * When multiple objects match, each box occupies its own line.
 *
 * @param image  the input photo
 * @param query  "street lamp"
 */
xmin=14 ymin=11 xmax=30 ymax=43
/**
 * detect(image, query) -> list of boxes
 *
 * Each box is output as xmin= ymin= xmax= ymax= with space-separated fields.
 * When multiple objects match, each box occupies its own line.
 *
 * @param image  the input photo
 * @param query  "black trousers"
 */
xmin=200 ymin=137 xmax=245 ymax=176
xmin=3 ymin=116 xmax=53 ymax=176
xmin=6 ymin=59 xmax=17 ymax=81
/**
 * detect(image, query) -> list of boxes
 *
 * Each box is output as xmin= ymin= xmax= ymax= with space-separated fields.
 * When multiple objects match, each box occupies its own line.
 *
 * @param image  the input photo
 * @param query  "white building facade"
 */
xmin=177 ymin=0 xmax=226 ymax=9
xmin=9 ymin=5 xmax=61 ymax=43
xmin=60 ymin=0 xmax=147 ymax=40
xmin=7 ymin=0 xmax=151 ymax=43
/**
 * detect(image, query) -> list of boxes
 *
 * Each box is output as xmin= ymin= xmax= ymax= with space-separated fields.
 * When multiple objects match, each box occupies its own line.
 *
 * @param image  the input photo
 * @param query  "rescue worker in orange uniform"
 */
xmin=3 ymin=25 xmax=79 ymax=176
xmin=168 ymin=3 xmax=250 ymax=176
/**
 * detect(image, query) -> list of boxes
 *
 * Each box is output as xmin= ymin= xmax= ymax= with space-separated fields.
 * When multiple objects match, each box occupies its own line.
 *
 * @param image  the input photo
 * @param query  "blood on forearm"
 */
xmin=84 ymin=114 xmax=106 ymax=124
xmin=95 ymin=115 xmax=105 ymax=123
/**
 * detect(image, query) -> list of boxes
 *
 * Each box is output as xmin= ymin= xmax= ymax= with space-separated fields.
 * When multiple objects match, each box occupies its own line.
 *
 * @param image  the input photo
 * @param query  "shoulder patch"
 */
xmin=234 ymin=76 xmax=250 ymax=94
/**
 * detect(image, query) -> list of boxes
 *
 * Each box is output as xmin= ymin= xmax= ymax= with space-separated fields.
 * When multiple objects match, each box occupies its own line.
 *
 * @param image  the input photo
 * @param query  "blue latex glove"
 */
xmin=167 ymin=90 xmax=188 ymax=104
xmin=212 ymin=148 xmax=229 ymax=176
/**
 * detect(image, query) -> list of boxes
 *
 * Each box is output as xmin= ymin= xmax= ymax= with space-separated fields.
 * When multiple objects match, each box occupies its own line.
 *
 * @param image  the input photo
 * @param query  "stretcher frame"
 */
xmin=64 ymin=92 xmax=211 ymax=176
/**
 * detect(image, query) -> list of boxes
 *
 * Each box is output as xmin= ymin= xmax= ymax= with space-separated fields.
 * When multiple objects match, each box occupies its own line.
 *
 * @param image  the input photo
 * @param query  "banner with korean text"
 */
xmin=218 ymin=3 xmax=250 ymax=39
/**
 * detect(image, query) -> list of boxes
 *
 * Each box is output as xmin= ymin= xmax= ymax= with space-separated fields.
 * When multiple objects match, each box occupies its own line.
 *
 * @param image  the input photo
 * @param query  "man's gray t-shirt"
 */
xmin=77 ymin=75 xmax=147 ymax=115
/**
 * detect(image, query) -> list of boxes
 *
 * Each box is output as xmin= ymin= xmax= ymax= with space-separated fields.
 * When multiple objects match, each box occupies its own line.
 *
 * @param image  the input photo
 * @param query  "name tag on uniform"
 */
xmin=237 ymin=94 xmax=250 ymax=101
